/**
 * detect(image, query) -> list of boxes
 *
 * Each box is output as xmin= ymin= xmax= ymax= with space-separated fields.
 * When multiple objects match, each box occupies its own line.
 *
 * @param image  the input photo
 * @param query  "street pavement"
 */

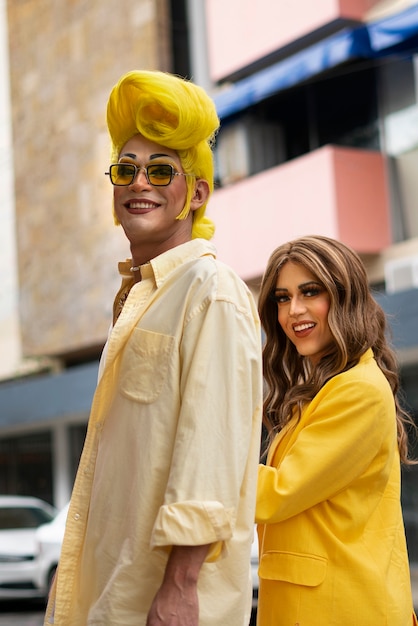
xmin=0 ymin=601 xmax=44 ymax=625
xmin=0 ymin=614 xmax=43 ymax=625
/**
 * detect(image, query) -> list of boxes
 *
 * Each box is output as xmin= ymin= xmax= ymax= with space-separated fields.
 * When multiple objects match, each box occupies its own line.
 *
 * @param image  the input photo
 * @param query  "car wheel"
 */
xmin=47 ymin=565 xmax=58 ymax=591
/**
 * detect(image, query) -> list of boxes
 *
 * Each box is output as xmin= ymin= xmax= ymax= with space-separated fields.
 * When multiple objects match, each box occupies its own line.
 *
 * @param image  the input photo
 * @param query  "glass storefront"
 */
xmin=0 ymin=431 xmax=53 ymax=504
xmin=0 ymin=424 xmax=87 ymax=506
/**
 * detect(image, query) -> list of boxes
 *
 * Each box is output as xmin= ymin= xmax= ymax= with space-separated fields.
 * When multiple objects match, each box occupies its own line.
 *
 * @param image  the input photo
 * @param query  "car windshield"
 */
xmin=0 ymin=507 xmax=55 ymax=530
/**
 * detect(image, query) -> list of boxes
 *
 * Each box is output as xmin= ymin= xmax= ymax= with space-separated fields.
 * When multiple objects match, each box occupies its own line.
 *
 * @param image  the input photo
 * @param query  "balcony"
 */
xmin=208 ymin=145 xmax=391 ymax=280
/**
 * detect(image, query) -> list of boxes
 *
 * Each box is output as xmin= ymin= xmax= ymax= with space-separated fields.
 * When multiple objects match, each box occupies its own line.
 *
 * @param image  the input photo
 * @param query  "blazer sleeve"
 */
xmin=256 ymin=368 xmax=397 ymax=524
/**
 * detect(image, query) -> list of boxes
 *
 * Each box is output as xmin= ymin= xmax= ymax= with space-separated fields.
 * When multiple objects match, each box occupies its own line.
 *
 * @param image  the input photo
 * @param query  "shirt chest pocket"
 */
xmin=259 ymin=551 xmax=327 ymax=587
xmin=119 ymin=328 xmax=176 ymax=404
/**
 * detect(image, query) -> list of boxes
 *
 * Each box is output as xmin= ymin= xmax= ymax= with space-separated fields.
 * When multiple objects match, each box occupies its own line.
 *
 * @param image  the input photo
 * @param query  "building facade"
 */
xmin=205 ymin=0 xmax=418 ymax=570
xmin=0 ymin=0 xmax=417 ymax=578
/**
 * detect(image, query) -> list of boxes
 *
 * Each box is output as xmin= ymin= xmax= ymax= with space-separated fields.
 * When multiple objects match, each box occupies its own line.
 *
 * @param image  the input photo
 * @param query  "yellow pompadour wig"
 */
xmin=106 ymin=70 xmax=220 ymax=240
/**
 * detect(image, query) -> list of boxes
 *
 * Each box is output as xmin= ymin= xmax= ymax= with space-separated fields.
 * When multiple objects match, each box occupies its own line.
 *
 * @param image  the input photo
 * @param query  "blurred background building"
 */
xmin=0 ymin=0 xmax=417 ymax=580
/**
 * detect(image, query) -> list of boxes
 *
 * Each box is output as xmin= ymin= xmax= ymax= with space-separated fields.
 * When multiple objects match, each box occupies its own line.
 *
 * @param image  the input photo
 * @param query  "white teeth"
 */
xmin=128 ymin=202 xmax=156 ymax=209
xmin=294 ymin=323 xmax=315 ymax=332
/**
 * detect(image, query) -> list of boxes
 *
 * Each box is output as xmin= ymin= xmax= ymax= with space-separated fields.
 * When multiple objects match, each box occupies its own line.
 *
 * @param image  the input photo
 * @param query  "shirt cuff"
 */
xmin=150 ymin=500 xmax=235 ymax=562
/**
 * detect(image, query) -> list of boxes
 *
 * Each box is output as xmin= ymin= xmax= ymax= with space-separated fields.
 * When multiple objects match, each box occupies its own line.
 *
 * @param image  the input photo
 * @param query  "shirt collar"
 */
xmin=118 ymin=239 xmax=217 ymax=288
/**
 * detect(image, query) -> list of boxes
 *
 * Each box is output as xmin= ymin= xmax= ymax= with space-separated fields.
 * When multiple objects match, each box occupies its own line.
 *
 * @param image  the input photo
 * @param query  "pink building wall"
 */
xmin=207 ymin=146 xmax=391 ymax=279
xmin=205 ymin=0 xmax=381 ymax=81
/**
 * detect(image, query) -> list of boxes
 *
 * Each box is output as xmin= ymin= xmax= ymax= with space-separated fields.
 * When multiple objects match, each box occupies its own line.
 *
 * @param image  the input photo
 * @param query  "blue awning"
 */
xmin=368 ymin=4 xmax=418 ymax=51
xmin=0 ymin=361 xmax=98 ymax=430
xmin=214 ymin=4 xmax=418 ymax=120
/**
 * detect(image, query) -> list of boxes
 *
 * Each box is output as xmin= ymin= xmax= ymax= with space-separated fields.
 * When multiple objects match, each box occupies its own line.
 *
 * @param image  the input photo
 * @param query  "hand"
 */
xmin=146 ymin=544 xmax=210 ymax=626
xmin=146 ymin=579 xmax=199 ymax=626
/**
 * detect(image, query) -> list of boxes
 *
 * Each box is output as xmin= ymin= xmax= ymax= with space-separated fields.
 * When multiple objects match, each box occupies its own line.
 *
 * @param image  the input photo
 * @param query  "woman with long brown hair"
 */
xmin=256 ymin=235 xmax=417 ymax=625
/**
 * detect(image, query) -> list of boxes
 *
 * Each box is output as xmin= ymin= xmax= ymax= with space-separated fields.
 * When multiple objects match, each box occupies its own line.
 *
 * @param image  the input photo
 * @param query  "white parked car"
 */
xmin=34 ymin=502 xmax=70 ymax=596
xmin=0 ymin=495 xmax=57 ymax=599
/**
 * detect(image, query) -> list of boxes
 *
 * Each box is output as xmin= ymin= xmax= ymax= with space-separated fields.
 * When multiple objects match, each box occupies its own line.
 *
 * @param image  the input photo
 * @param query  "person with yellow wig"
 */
xmin=44 ymin=70 xmax=262 ymax=626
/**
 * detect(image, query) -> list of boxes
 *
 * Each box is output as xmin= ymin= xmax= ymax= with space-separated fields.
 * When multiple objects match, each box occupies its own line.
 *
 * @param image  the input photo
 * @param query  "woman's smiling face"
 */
xmin=272 ymin=261 xmax=334 ymax=364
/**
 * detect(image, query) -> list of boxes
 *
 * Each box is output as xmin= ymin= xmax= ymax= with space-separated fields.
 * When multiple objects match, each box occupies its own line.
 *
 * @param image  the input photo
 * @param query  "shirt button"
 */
xmin=74 ymin=513 xmax=80 ymax=521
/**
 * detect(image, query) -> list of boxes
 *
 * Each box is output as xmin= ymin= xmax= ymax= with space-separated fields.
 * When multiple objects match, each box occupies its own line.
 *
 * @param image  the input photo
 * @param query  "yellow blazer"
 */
xmin=256 ymin=349 xmax=416 ymax=625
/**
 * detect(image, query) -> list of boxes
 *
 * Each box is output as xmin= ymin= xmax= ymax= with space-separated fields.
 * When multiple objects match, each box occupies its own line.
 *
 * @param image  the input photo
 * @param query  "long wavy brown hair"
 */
xmin=258 ymin=235 xmax=416 ymax=464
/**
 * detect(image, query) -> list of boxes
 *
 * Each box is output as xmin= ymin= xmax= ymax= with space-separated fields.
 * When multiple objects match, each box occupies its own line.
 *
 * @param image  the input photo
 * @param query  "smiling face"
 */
xmin=273 ymin=261 xmax=334 ymax=365
xmin=112 ymin=134 xmax=208 ymax=264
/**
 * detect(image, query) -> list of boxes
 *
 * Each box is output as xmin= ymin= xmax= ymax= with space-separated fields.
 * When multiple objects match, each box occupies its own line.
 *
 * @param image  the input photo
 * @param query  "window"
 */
xmin=0 ymin=505 xmax=54 ymax=530
xmin=214 ymin=61 xmax=380 ymax=187
xmin=0 ymin=433 xmax=53 ymax=504
xmin=169 ymin=0 xmax=191 ymax=78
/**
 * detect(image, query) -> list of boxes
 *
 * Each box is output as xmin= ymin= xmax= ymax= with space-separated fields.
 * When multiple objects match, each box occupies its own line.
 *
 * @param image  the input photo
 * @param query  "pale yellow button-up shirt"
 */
xmin=45 ymin=239 xmax=262 ymax=626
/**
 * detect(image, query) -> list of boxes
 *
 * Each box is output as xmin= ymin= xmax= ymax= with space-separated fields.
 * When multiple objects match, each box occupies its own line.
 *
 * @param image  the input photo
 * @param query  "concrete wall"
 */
xmin=205 ymin=0 xmax=383 ymax=81
xmin=0 ymin=0 xmax=21 ymax=378
xmin=6 ymin=0 xmax=171 ymax=360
